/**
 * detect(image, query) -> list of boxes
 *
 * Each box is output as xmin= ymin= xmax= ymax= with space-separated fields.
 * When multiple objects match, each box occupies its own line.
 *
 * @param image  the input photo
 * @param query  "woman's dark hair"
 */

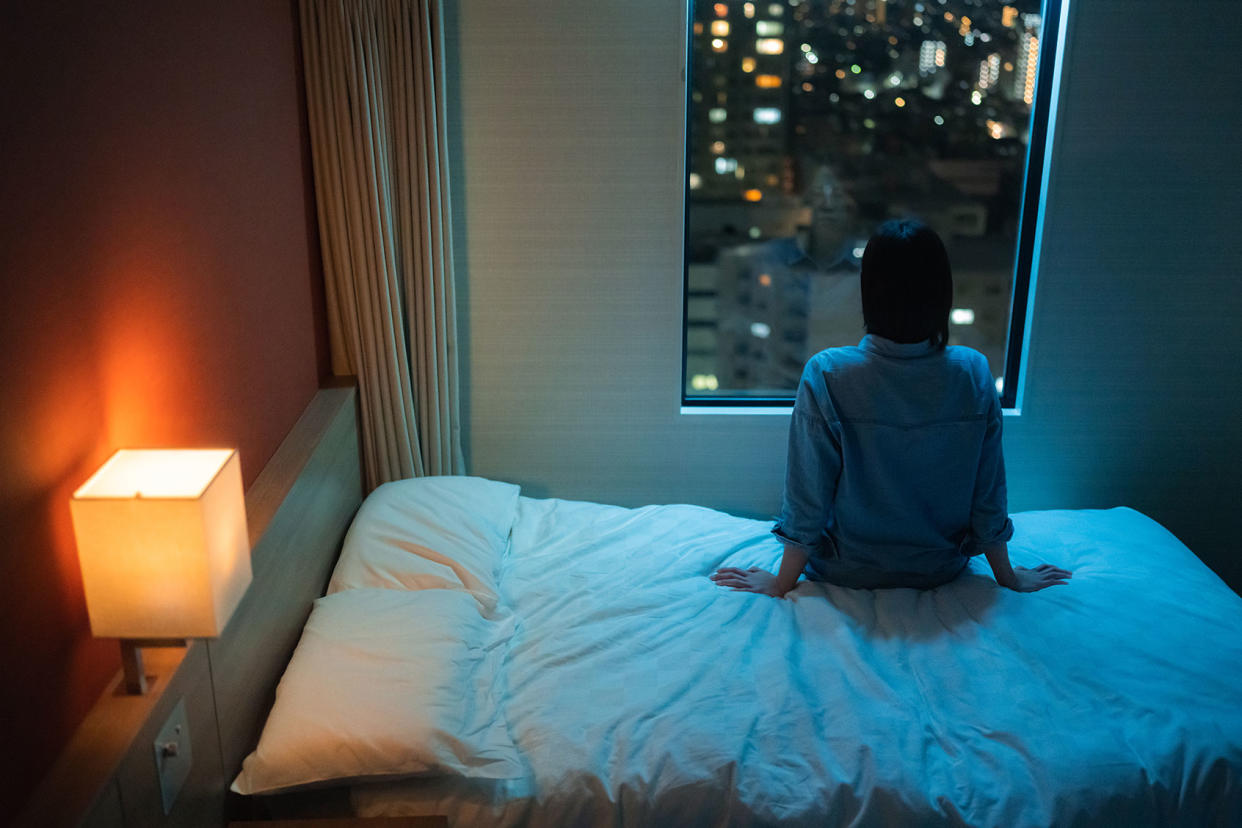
xmin=860 ymin=218 xmax=953 ymax=349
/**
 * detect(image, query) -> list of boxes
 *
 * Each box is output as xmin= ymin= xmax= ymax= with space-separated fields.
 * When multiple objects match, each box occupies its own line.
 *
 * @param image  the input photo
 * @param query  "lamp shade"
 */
xmin=70 ymin=449 xmax=252 ymax=639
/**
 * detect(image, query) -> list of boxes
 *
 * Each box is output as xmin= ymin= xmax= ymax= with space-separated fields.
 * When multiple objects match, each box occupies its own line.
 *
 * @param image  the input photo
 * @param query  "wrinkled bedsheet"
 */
xmin=355 ymin=499 xmax=1242 ymax=826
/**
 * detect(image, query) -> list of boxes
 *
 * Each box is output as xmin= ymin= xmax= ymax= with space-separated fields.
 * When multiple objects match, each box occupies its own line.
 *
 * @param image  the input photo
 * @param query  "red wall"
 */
xmin=0 ymin=1 xmax=329 ymax=811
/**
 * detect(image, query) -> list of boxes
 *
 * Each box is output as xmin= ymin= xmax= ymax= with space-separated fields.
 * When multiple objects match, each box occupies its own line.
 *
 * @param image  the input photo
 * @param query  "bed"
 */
xmin=233 ymin=476 xmax=1242 ymax=827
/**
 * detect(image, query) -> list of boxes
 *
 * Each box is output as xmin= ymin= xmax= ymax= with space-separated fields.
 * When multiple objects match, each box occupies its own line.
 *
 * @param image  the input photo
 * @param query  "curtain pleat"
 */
xmin=300 ymin=0 xmax=465 ymax=489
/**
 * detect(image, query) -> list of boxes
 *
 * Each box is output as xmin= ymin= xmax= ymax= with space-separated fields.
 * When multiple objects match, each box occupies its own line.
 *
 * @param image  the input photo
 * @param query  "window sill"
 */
xmin=679 ymin=405 xmax=1022 ymax=417
xmin=679 ymin=405 xmax=793 ymax=416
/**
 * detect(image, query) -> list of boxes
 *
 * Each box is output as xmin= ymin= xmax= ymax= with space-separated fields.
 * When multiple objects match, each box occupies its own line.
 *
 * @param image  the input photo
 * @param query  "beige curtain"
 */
xmin=300 ymin=0 xmax=464 ymax=489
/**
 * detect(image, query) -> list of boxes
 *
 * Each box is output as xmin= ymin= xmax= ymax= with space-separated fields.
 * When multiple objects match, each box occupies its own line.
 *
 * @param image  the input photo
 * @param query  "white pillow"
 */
xmin=327 ymin=476 xmax=521 ymax=611
xmin=232 ymin=588 xmax=524 ymax=795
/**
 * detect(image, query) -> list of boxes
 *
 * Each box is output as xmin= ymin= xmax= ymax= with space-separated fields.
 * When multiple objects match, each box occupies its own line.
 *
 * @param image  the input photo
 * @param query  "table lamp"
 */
xmin=70 ymin=449 xmax=252 ymax=694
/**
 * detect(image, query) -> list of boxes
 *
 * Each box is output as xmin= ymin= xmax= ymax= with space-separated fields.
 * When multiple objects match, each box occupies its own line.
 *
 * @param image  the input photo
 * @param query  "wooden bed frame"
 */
xmin=17 ymin=383 xmax=364 ymax=828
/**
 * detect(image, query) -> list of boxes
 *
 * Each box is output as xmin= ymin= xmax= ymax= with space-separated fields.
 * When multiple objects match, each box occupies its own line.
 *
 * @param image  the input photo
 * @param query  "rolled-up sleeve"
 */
xmin=969 ymin=384 xmax=1015 ymax=549
xmin=772 ymin=373 xmax=841 ymax=551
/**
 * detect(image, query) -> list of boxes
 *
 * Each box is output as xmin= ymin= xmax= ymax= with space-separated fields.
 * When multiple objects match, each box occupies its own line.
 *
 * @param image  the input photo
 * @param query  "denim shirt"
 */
xmin=773 ymin=334 xmax=1014 ymax=589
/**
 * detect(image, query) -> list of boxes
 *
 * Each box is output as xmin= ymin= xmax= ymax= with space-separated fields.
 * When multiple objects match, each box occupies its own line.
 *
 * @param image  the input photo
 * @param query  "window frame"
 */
xmin=679 ymin=0 xmax=1070 ymax=414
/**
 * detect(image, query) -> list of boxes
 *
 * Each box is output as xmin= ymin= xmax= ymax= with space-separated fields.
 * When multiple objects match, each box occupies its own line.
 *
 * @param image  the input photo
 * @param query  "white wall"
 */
xmin=445 ymin=0 xmax=1242 ymax=590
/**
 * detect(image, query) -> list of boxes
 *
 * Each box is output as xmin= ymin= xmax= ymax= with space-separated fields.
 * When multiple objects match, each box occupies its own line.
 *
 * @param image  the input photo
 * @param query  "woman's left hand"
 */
xmin=711 ymin=567 xmax=784 ymax=597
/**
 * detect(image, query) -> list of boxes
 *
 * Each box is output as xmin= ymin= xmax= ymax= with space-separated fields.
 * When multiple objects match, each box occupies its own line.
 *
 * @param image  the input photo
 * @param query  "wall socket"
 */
xmin=153 ymin=698 xmax=192 ymax=814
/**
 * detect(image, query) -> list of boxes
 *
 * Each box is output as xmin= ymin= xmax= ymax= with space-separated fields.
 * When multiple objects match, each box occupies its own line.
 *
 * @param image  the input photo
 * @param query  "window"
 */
xmin=682 ymin=0 xmax=1067 ymax=410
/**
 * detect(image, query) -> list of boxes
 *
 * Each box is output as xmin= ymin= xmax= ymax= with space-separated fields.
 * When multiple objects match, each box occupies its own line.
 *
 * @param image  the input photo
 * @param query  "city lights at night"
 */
xmin=685 ymin=0 xmax=1046 ymax=398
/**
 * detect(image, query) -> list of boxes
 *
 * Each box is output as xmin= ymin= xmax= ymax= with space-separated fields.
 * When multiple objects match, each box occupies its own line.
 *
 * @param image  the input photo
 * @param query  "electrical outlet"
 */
xmin=153 ymin=698 xmax=192 ymax=814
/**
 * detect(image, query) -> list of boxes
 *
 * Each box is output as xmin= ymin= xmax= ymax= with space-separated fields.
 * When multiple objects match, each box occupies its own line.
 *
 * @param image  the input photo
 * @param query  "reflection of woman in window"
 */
xmin=712 ymin=219 xmax=1071 ymax=597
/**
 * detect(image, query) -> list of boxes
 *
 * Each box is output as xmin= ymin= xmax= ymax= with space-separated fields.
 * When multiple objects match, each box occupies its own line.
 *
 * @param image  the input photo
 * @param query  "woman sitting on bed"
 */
xmin=712 ymin=218 xmax=1071 ymax=597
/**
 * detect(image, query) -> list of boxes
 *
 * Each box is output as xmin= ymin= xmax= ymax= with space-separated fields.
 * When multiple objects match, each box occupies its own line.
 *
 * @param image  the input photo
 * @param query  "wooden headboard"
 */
xmin=18 ymin=384 xmax=364 ymax=828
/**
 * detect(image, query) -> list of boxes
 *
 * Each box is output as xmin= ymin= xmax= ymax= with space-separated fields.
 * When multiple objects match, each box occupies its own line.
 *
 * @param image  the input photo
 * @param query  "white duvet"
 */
xmin=354 ymin=497 xmax=1242 ymax=826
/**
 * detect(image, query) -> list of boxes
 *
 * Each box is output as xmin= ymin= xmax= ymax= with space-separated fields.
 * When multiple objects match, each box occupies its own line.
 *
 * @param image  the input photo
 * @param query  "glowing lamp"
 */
xmin=70 ymin=449 xmax=252 ymax=694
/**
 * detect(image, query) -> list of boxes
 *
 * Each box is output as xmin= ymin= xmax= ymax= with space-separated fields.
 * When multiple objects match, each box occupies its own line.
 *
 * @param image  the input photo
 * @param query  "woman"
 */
xmin=712 ymin=219 xmax=1071 ymax=597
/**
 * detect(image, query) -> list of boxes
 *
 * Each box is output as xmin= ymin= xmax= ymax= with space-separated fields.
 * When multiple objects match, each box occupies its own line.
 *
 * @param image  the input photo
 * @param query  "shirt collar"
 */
xmin=860 ymin=334 xmax=936 ymax=359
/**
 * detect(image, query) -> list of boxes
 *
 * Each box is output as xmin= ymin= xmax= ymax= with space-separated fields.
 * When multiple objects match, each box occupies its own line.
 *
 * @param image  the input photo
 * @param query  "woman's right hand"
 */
xmin=1004 ymin=564 xmax=1073 ymax=592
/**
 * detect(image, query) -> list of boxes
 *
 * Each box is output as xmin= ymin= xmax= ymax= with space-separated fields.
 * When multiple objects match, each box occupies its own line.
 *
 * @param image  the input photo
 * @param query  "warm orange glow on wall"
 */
xmin=755 ymin=74 xmax=782 ymax=88
xmin=2 ymin=0 xmax=326 ymax=807
xmin=744 ymin=189 xmax=763 ymax=202
xmin=94 ymin=272 xmax=201 ymax=450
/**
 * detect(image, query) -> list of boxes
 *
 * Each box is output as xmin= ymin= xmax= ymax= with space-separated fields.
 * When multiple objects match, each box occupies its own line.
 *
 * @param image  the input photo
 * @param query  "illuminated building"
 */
xmin=919 ymin=40 xmax=947 ymax=76
xmin=1012 ymin=14 xmax=1042 ymax=106
xmin=689 ymin=0 xmax=790 ymax=202
xmin=977 ymin=53 xmax=1001 ymax=90
xmin=712 ymin=238 xmax=818 ymax=392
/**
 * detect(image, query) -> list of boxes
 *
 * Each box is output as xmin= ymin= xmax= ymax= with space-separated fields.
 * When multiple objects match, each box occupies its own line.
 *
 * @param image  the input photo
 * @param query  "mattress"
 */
xmin=349 ymin=495 xmax=1242 ymax=826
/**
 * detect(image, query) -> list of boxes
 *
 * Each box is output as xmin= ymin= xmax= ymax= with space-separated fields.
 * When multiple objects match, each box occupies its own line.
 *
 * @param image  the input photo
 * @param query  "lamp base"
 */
xmin=119 ymin=639 xmax=188 ymax=695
